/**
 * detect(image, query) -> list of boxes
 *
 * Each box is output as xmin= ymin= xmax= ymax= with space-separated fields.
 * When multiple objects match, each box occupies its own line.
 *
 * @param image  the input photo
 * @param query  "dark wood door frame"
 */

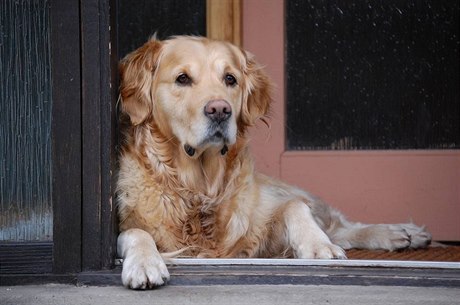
xmin=79 ymin=0 xmax=119 ymax=273
xmin=51 ymin=0 xmax=119 ymax=274
xmin=41 ymin=0 xmax=118 ymax=276
xmin=50 ymin=0 xmax=82 ymax=274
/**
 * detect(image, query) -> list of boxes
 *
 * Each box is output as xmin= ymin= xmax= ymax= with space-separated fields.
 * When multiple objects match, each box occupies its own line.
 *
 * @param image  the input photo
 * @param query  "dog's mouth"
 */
xmin=208 ymin=130 xmax=225 ymax=143
xmin=182 ymin=120 xmax=236 ymax=158
xmin=184 ymin=128 xmax=231 ymax=157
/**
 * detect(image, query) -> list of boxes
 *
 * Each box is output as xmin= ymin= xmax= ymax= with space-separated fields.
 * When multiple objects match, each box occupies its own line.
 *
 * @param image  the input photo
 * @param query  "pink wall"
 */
xmin=243 ymin=0 xmax=285 ymax=178
xmin=281 ymin=151 xmax=460 ymax=240
xmin=243 ymin=0 xmax=460 ymax=240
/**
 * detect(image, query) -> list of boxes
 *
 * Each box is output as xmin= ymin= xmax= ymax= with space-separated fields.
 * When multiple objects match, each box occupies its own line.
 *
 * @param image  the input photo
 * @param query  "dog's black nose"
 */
xmin=204 ymin=100 xmax=232 ymax=123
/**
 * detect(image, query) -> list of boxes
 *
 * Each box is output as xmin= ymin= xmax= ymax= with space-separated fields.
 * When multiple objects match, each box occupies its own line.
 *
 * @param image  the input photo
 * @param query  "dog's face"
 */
xmin=154 ymin=38 xmax=243 ymax=156
xmin=120 ymin=36 xmax=271 ymax=158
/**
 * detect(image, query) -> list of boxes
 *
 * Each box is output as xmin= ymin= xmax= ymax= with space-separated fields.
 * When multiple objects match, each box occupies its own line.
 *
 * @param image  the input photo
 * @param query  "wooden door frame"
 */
xmin=206 ymin=0 xmax=241 ymax=46
xmin=47 ymin=0 xmax=118 ymax=276
xmin=50 ymin=0 xmax=82 ymax=274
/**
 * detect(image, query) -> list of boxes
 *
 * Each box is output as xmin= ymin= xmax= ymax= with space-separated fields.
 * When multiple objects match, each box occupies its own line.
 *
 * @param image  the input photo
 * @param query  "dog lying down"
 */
xmin=116 ymin=36 xmax=431 ymax=289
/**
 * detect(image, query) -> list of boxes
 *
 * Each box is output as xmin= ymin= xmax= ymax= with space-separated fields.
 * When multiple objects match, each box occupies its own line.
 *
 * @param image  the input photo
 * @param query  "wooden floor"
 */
xmin=346 ymin=245 xmax=460 ymax=262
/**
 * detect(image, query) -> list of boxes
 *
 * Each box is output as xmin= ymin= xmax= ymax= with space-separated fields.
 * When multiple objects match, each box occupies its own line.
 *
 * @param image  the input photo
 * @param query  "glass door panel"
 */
xmin=0 ymin=0 xmax=52 ymax=242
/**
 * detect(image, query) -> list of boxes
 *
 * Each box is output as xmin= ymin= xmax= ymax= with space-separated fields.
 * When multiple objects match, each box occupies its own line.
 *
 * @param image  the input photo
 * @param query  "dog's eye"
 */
xmin=224 ymin=74 xmax=237 ymax=87
xmin=176 ymin=73 xmax=192 ymax=86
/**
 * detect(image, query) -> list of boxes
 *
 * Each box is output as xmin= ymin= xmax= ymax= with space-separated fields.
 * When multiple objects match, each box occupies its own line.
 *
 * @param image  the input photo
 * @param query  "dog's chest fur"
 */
xmin=117 ymin=154 xmax=239 ymax=256
xmin=117 ymin=128 xmax=257 ymax=256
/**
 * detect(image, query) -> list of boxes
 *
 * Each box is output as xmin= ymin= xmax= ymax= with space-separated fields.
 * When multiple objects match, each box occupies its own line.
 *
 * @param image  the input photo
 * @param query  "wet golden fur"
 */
xmin=116 ymin=36 xmax=431 ymax=289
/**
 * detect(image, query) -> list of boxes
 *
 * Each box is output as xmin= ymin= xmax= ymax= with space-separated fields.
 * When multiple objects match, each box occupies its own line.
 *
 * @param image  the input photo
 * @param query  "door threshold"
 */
xmin=166 ymin=258 xmax=460 ymax=269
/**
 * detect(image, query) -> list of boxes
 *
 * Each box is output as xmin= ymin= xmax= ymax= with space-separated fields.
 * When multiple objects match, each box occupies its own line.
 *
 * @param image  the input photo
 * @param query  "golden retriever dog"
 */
xmin=116 ymin=36 xmax=431 ymax=289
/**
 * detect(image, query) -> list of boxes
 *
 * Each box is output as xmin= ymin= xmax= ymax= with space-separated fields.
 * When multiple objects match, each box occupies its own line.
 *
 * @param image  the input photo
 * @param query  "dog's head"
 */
xmin=119 ymin=36 xmax=271 ymax=158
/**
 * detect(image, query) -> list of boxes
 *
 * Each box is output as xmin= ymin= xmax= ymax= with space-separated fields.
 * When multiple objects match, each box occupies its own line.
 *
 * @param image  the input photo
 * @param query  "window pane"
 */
xmin=0 ymin=0 xmax=53 ymax=241
xmin=118 ymin=0 xmax=206 ymax=58
xmin=286 ymin=0 xmax=460 ymax=150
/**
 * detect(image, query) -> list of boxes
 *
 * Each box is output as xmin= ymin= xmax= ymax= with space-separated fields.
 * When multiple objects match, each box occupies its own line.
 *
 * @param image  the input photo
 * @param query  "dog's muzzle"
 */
xmin=183 ymin=99 xmax=233 ymax=158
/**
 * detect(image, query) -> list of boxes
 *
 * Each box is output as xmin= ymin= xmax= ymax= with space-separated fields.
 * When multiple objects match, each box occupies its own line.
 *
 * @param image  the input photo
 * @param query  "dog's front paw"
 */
xmin=122 ymin=252 xmax=170 ymax=289
xmin=297 ymin=240 xmax=347 ymax=259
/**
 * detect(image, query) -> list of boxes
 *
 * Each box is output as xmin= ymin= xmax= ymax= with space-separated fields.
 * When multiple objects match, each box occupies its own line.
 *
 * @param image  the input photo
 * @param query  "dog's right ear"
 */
xmin=119 ymin=39 xmax=162 ymax=125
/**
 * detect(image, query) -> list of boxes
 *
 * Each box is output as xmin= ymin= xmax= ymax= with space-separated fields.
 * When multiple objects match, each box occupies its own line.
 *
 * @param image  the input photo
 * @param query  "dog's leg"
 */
xmin=117 ymin=228 xmax=170 ymax=289
xmin=283 ymin=200 xmax=346 ymax=259
xmin=329 ymin=220 xmax=432 ymax=251
xmin=281 ymin=188 xmax=431 ymax=252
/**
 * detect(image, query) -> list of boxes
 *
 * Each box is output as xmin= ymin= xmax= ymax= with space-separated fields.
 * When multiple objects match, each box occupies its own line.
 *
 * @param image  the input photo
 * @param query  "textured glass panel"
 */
xmin=118 ymin=0 xmax=206 ymax=58
xmin=286 ymin=0 xmax=460 ymax=150
xmin=0 ymin=0 xmax=52 ymax=241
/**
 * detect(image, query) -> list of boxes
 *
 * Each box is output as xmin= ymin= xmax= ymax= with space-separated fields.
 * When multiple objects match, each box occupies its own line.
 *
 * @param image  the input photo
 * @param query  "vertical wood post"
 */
xmin=207 ymin=0 xmax=241 ymax=46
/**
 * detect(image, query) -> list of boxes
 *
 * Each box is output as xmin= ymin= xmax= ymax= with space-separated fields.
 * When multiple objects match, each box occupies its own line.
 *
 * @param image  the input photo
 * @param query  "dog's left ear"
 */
xmin=241 ymin=51 xmax=272 ymax=126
